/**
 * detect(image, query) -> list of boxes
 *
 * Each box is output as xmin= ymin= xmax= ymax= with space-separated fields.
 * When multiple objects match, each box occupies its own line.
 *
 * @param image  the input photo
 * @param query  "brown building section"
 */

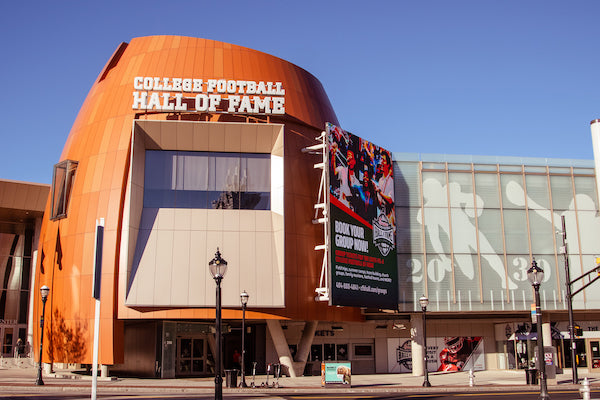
xmin=34 ymin=36 xmax=363 ymax=369
xmin=0 ymin=179 xmax=49 ymax=357
xmin=0 ymin=179 xmax=49 ymax=224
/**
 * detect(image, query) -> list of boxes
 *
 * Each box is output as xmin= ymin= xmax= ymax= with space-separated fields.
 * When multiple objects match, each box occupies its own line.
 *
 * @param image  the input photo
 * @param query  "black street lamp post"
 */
xmin=209 ymin=249 xmax=228 ymax=400
xmin=528 ymin=258 xmax=551 ymax=400
xmin=35 ymin=285 xmax=50 ymax=386
xmin=240 ymin=290 xmax=249 ymax=388
xmin=419 ymin=295 xmax=431 ymax=387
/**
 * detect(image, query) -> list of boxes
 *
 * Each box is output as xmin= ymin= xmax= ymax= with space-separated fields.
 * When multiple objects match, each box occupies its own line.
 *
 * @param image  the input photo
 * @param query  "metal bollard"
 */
xmin=468 ymin=369 xmax=475 ymax=387
xmin=580 ymin=377 xmax=591 ymax=400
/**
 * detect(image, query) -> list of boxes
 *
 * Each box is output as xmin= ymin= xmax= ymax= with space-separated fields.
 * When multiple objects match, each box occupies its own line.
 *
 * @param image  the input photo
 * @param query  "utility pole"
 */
xmin=560 ymin=215 xmax=578 ymax=384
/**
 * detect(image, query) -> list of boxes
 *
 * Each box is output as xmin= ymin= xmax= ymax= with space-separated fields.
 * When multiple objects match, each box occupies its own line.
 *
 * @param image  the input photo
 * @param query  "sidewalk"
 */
xmin=1 ymin=362 xmax=599 ymax=395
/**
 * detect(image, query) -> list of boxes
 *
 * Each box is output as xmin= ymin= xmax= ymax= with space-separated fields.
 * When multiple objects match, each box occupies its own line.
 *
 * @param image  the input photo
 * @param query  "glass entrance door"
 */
xmin=564 ymin=339 xmax=587 ymax=368
xmin=1 ymin=327 xmax=13 ymax=357
xmin=176 ymin=337 xmax=208 ymax=376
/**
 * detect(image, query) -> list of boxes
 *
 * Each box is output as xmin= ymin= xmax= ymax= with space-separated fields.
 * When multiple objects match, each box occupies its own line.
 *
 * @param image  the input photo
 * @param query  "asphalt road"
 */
xmin=3 ymin=362 xmax=599 ymax=400
xmin=0 ymin=389 xmax=595 ymax=400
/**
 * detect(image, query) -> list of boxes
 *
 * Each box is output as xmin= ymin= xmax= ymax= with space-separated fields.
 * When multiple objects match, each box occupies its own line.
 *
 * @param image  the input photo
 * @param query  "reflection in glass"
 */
xmin=337 ymin=344 xmax=349 ymax=360
xmin=144 ymin=151 xmax=270 ymax=210
xmin=180 ymin=338 xmax=192 ymax=358
xmin=179 ymin=360 xmax=191 ymax=372
xmin=324 ymin=343 xmax=335 ymax=360
xmin=354 ymin=344 xmax=373 ymax=357
xmin=193 ymin=359 xmax=204 ymax=373
xmin=50 ymin=159 xmax=78 ymax=220
xmin=193 ymin=339 xmax=204 ymax=358
xmin=310 ymin=344 xmax=322 ymax=361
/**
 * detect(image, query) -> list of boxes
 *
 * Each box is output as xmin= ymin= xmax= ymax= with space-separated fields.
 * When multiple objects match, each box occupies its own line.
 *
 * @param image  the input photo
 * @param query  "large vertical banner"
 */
xmin=326 ymin=123 xmax=398 ymax=308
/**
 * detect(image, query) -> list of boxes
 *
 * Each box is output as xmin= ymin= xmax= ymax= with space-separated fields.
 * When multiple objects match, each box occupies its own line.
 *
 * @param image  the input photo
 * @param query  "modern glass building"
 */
xmin=390 ymin=153 xmax=600 ymax=372
xmin=395 ymin=153 xmax=599 ymax=313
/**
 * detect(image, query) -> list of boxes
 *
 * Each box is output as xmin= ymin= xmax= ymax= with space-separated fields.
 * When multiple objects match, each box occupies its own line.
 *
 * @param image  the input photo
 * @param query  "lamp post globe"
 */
xmin=527 ymin=259 xmax=544 ymax=287
xmin=419 ymin=295 xmax=431 ymax=387
xmin=209 ymin=249 xmax=228 ymax=280
xmin=209 ymin=249 xmax=227 ymax=400
xmin=528 ymin=258 xmax=551 ymax=400
xmin=240 ymin=290 xmax=249 ymax=306
xmin=35 ymin=285 xmax=50 ymax=386
xmin=40 ymin=286 xmax=50 ymax=301
xmin=240 ymin=290 xmax=249 ymax=388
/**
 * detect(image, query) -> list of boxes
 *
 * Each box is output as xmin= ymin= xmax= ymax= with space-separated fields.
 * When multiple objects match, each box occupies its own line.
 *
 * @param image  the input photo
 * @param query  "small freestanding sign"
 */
xmin=321 ymin=362 xmax=352 ymax=386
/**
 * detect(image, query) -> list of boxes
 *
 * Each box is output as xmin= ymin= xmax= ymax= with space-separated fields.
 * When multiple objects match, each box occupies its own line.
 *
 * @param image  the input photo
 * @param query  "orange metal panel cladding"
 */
xmin=34 ymin=36 xmax=364 ymax=366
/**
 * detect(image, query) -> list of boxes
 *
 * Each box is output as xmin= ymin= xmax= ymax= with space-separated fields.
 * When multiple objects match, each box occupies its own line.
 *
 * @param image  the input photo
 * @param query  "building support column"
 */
xmin=590 ymin=119 xmax=600 ymax=194
xmin=542 ymin=321 xmax=552 ymax=350
xmin=411 ymin=313 xmax=424 ymax=377
xmin=43 ymin=362 xmax=52 ymax=374
xmin=541 ymin=320 xmax=558 ymax=384
xmin=294 ymin=321 xmax=318 ymax=376
xmin=207 ymin=334 xmax=216 ymax=369
xmin=266 ymin=320 xmax=297 ymax=378
xmin=28 ymin=218 xmax=43 ymax=356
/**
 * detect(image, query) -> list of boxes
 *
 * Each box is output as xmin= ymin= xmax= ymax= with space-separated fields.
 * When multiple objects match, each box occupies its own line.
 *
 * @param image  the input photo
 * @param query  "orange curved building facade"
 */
xmin=34 ymin=36 xmax=364 ymax=376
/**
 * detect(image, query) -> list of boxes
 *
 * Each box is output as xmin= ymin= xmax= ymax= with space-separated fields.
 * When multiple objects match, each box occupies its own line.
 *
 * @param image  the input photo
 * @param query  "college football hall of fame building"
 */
xmin=2 ymin=36 xmax=600 ymax=379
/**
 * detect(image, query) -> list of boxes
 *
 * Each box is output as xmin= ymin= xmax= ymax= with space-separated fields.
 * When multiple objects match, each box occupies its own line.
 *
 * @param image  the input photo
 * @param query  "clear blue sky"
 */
xmin=2 ymin=1 xmax=599 ymax=184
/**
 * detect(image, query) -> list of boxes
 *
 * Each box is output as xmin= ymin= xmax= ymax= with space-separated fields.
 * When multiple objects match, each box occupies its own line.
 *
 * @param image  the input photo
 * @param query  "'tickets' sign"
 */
xmin=132 ymin=77 xmax=285 ymax=114
xmin=326 ymin=123 xmax=398 ymax=309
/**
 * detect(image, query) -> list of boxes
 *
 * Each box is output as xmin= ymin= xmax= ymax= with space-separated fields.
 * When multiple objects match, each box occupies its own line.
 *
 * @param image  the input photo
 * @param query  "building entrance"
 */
xmin=1 ymin=325 xmax=14 ymax=357
xmin=563 ymin=339 xmax=587 ymax=368
xmin=0 ymin=324 xmax=27 ymax=358
xmin=160 ymin=321 xmax=261 ymax=379
xmin=176 ymin=337 xmax=212 ymax=376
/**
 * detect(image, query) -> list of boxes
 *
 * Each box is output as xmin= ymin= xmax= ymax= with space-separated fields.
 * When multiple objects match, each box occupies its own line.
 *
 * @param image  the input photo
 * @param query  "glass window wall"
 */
xmin=144 ymin=150 xmax=270 ymax=210
xmin=394 ymin=155 xmax=600 ymax=312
